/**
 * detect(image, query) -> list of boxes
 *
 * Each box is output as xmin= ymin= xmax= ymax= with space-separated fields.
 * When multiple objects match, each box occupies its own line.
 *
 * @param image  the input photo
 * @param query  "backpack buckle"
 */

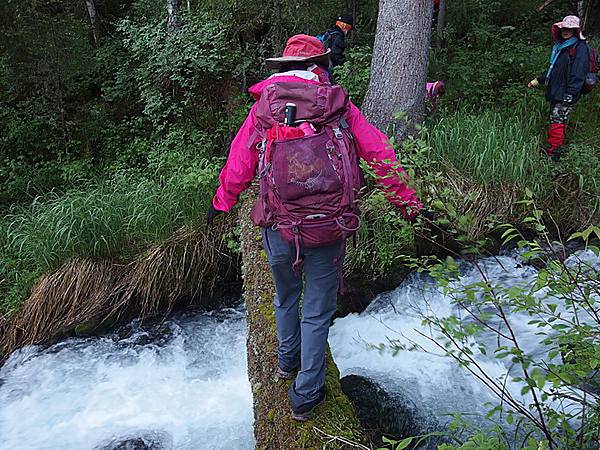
xmin=256 ymin=139 xmax=266 ymax=152
xmin=258 ymin=162 xmax=271 ymax=179
xmin=333 ymin=128 xmax=343 ymax=139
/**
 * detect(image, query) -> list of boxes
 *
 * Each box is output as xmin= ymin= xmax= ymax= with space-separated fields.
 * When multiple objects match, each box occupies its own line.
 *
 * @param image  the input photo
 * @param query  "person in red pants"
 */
xmin=528 ymin=15 xmax=589 ymax=160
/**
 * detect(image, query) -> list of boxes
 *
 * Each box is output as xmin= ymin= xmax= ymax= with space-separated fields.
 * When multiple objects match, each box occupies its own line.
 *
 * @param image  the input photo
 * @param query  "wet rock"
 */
xmin=337 ymin=268 xmax=409 ymax=316
xmin=97 ymin=431 xmax=170 ymax=450
xmin=103 ymin=438 xmax=154 ymax=450
xmin=341 ymin=374 xmax=443 ymax=449
xmin=111 ymin=318 xmax=175 ymax=347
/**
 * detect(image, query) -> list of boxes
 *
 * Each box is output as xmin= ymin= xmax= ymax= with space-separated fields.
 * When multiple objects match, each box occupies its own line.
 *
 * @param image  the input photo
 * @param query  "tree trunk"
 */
xmin=586 ymin=0 xmax=599 ymax=33
xmin=84 ymin=0 xmax=99 ymax=46
xmin=167 ymin=0 xmax=182 ymax=33
xmin=436 ymin=0 xmax=447 ymax=50
xmin=577 ymin=0 xmax=585 ymax=18
xmin=239 ymin=188 xmax=366 ymax=449
xmin=272 ymin=0 xmax=285 ymax=55
xmin=362 ymin=0 xmax=434 ymax=140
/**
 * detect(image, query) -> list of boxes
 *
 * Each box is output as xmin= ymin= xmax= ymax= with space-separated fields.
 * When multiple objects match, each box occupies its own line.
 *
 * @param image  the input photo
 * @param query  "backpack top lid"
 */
xmin=255 ymin=82 xmax=349 ymax=130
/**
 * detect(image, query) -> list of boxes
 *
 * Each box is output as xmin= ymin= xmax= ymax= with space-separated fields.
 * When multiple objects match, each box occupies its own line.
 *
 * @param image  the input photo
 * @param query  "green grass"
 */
xmin=428 ymin=106 xmax=550 ymax=190
xmin=0 ymin=159 xmax=220 ymax=316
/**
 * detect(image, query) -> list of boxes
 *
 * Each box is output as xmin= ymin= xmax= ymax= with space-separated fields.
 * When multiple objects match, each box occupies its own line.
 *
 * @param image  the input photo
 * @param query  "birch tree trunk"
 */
xmin=84 ymin=0 xmax=99 ymax=46
xmin=436 ymin=0 xmax=447 ymax=50
xmin=167 ymin=0 xmax=183 ymax=33
xmin=362 ymin=0 xmax=433 ymax=140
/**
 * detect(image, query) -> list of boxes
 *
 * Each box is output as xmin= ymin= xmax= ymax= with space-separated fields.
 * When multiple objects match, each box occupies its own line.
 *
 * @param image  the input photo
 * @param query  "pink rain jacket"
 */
xmin=212 ymin=75 xmax=422 ymax=218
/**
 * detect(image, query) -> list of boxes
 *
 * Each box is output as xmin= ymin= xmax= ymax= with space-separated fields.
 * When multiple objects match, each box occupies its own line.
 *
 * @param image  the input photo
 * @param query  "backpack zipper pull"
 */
xmin=333 ymin=127 xmax=343 ymax=139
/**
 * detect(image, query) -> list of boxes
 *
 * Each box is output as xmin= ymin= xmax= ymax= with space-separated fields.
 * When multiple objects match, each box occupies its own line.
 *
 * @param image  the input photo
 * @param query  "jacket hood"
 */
xmin=248 ymin=74 xmax=321 ymax=100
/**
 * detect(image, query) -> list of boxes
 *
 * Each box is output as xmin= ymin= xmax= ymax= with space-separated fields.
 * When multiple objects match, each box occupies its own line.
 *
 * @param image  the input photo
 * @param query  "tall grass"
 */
xmin=429 ymin=108 xmax=550 ymax=191
xmin=0 ymin=159 xmax=220 ymax=315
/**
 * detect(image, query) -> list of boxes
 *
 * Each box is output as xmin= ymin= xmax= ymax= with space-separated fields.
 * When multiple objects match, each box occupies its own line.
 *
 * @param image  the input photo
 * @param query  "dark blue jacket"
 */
xmin=323 ymin=27 xmax=346 ymax=67
xmin=538 ymin=39 xmax=589 ymax=104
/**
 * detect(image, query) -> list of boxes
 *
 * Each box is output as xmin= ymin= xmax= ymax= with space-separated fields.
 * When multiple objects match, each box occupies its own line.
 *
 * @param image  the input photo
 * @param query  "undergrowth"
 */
xmin=0 ymin=148 xmax=222 ymax=317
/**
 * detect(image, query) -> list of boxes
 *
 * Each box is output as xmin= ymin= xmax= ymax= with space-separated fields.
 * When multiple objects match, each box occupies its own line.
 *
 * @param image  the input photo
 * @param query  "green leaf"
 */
xmin=381 ymin=436 xmax=396 ymax=444
xmin=395 ymin=437 xmax=414 ymax=450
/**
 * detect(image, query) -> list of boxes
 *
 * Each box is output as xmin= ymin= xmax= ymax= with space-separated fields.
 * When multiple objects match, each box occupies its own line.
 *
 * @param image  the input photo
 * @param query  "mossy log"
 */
xmin=239 ymin=188 xmax=367 ymax=449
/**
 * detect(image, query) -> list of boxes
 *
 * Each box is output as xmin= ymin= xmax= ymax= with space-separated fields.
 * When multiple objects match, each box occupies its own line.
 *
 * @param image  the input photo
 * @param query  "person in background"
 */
xmin=425 ymin=80 xmax=446 ymax=113
xmin=528 ymin=15 xmax=589 ymax=161
xmin=317 ymin=14 xmax=354 ymax=68
xmin=206 ymin=34 xmax=423 ymax=422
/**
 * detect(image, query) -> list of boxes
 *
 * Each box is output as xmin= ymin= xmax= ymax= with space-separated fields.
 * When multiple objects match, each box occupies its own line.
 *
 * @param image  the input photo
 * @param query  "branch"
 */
xmin=538 ymin=0 xmax=557 ymax=11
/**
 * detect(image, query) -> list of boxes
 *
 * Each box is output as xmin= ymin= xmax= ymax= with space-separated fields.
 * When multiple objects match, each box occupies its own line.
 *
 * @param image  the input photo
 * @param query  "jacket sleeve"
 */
xmin=329 ymin=32 xmax=346 ymax=67
xmin=567 ymin=42 xmax=589 ymax=98
xmin=346 ymin=102 xmax=422 ymax=219
xmin=212 ymin=104 xmax=260 ymax=212
xmin=537 ymin=72 xmax=546 ymax=84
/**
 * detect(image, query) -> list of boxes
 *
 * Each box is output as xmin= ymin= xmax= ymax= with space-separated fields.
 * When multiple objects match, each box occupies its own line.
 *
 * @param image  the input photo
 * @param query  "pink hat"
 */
xmin=265 ymin=34 xmax=331 ymax=69
xmin=552 ymin=15 xmax=585 ymax=40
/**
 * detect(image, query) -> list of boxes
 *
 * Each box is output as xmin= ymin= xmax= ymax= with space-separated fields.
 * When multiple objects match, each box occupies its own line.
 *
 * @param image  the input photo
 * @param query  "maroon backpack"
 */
xmin=569 ymin=42 xmax=599 ymax=93
xmin=250 ymin=82 xmax=363 ymax=269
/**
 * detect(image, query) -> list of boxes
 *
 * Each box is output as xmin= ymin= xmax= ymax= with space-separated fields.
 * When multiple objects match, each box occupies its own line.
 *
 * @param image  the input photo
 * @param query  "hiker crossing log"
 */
xmin=239 ymin=187 xmax=366 ymax=449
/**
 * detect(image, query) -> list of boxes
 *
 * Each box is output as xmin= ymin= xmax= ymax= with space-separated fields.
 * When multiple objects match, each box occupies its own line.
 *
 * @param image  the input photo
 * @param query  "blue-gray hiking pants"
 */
xmin=262 ymin=227 xmax=342 ymax=411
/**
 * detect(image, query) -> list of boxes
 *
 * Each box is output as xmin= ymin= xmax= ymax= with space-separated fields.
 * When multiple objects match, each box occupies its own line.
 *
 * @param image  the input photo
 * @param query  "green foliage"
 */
xmin=396 ymin=194 xmax=600 ymax=449
xmin=429 ymin=0 xmax=564 ymax=108
xmin=561 ymin=144 xmax=600 ymax=212
xmin=437 ymin=431 xmax=505 ymax=450
xmin=114 ymin=14 xmax=240 ymax=129
xmin=345 ymin=189 xmax=416 ymax=278
xmin=0 ymin=145 xmax=220 ymax=316
xmin=333 ymin=46 xmax=372 ymax=105
xmin=429 ymin=108 xmax=549 ymax=187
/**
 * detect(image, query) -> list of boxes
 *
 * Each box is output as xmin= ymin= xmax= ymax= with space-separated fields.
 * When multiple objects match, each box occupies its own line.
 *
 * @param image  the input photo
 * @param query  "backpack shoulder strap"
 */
xmin=322 ymin=28 xmax=343 ymax=48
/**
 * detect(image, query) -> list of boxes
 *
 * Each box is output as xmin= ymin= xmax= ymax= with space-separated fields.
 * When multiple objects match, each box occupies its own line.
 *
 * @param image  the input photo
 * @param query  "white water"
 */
xmin=329 ymin=250 xmax=600 ymax=428
xmin=0 ymin=306 xmax=254 ymax=450
xmin=1 ymin=250 xmax=597 ymax=449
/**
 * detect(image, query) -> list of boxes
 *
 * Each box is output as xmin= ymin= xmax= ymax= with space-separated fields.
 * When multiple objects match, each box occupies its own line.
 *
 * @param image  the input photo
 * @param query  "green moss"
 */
xmin=73 ymin=322 xmax=99 ymax=337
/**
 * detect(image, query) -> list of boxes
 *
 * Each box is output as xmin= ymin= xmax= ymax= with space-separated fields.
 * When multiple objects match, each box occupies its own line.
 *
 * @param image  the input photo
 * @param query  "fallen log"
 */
xmin=239 ymin=188 xmax=367 ymax=449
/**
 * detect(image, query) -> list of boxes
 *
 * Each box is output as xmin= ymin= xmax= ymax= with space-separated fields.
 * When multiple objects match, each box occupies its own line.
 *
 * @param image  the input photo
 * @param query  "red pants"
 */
xmin=546 ymin=102 xmax=574 ymax=156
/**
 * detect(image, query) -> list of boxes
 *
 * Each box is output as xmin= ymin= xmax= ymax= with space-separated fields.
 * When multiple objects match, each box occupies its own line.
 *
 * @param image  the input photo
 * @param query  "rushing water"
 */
xmin=1 ymin=250 xmax=597 ymax=449
xmin=329 ymin=250 xmax=600 ymax=432
xmin=0 ymin=306 xmax=254 ymax=450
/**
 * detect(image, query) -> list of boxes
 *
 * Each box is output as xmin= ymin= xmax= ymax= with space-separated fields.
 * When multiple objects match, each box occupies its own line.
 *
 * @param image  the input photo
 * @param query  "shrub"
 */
xmin=397 ymin=196 xmax=600 ymax=449
xmin=333 ymin=46 xmax=373 ymax=106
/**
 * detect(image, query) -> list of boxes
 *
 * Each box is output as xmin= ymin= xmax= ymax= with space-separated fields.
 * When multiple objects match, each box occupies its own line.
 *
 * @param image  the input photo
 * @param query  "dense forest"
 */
xmin=0 ymin=0 xmax=599 ymax=448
